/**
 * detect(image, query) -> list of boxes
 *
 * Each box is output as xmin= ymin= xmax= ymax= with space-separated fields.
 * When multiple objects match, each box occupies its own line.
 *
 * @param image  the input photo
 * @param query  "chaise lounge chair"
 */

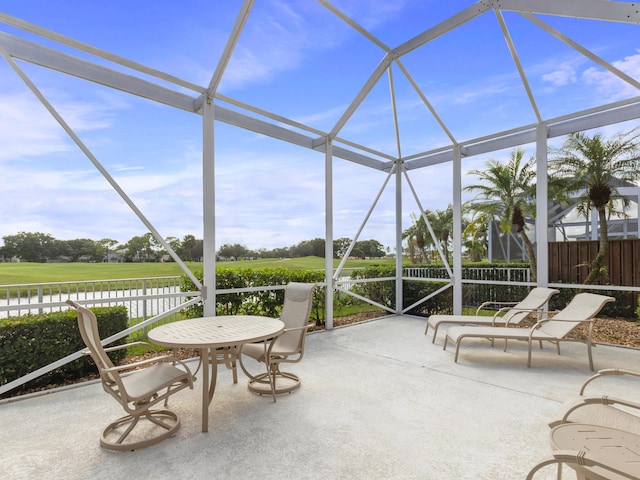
xmin=425 ymin=287 xmax=559 ymax=342
xmin=443 ymin=292 xmax=615 ymax=370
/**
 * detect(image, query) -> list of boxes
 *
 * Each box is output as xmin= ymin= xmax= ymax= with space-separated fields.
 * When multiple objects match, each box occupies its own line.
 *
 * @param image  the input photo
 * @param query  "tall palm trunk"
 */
xmin=416 ymin=231 xmax=429 ymax=264
xmin=584 ymin=207 xmax=609 ymax=285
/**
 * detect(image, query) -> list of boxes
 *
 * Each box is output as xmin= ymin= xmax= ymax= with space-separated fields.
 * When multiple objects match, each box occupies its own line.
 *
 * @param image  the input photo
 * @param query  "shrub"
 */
xmin=0 ymin=307 xmax=128 ymax=397
xmin=181 ymin=268 xmax=326 ymax=321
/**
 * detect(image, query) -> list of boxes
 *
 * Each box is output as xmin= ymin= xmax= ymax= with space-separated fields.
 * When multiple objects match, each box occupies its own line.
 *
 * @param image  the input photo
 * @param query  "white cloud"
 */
xmin=542 ymin=62 xmax=578 ymax=87
xmin=0 ymin=86 xmax=127 ymax=162
xmin=0 ymin=93 xmax=72 ymax=160
xmin=582 ymin=51 xmax=640 ymax=101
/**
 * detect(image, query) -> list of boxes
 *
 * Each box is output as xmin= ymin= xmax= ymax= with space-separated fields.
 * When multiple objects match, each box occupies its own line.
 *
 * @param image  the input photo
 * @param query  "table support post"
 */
xmin=200 ymin=347 xmax=218 ymax=432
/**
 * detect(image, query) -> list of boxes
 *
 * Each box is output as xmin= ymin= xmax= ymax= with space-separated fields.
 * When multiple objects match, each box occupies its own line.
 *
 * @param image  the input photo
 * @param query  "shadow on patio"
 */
xmin=2 ymin=315 xmax=639 ymax=480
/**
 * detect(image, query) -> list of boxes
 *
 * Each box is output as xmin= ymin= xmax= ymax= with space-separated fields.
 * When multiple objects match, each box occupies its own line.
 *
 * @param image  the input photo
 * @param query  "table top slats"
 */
xmin=148 ymin=315 xmax=284 ymax=348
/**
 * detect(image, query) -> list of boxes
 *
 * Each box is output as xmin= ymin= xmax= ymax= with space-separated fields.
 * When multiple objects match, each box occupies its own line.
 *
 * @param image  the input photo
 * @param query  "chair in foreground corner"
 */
xmin=67 ymin=299 xmax=194 ymax=451
xmin=239 ymin=282 xmax=316 ymax=402
xmin=425 ymin=287 xmax=559 ymax=342
xmin=443 ymin=292 xmax=614 ymax=370
xmin=549 ymin=368 xmax=640 ymax=435
xmin=526 ymin=449 xmax=638 ymax=480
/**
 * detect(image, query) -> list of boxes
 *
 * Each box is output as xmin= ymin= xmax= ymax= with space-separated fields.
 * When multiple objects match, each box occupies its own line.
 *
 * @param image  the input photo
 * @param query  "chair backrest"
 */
xmin=503 ymin=287 xmax=559 ymax=323
xmin=66 ymin=299 xmax=117 ymax=383
xmin=274 ymin=282 xmax=316 ymax=354
xmin=538 ymin=293 xmax=615 ymax=338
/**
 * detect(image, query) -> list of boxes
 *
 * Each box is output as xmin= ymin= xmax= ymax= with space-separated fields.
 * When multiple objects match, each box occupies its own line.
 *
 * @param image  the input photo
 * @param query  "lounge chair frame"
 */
xmin=425 ymin=287 xmax=559 ymax=342
xmin=443 ymin=293 xmax=614 ymax=370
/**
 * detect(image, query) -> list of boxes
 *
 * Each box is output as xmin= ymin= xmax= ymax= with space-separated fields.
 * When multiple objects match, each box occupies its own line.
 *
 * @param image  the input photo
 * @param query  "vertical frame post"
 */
xmin=453 ymin=145 xmax=463 ymax=314
xmin=536 ymin=123 xmax=549 ymax=286
xmin=202 ymin=99 xmax=216 ymax=316
xmin=325 ymin=137 xmax=334 ymax=329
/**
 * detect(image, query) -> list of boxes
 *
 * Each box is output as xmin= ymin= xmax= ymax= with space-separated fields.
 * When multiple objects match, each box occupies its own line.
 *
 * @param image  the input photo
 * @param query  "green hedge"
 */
xmin=181 ymin=268 xmax=326 ymax=321
xmin=350 ymin=265 xmax=453 ymax=316
xmin=0 ymin=306 xmax=128 ymax=396
xmin=351 ymin=265 xmax=637 ymax=319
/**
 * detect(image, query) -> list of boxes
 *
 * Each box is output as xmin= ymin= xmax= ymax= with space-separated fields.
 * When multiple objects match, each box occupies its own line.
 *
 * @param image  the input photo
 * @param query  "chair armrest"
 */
xmin=103 ymin=355 xmax=192 ymax=375
xmin=580 ymin=368 xmax=640 ymax=395
xmin=474 ymin=301 xmax=517 ymax=315
xmin=551 ymin=395 xmax=640 ymax=428
xmin=494 ymin=306 xmax=543 ymax=326
xmin=527 ymin=450 xmax=638 ymax=480
xmin=103 ymin=341 xmax=158 ymax=354
xmin=282 ymin=322 xmax=316 ymax=334
xmin=531 ymin=316 xmax=593 ymax=328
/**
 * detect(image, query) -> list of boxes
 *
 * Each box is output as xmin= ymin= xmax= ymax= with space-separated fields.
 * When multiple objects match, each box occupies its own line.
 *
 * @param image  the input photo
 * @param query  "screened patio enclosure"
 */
xmin=1 ymin=1 xmax=639 ymax=327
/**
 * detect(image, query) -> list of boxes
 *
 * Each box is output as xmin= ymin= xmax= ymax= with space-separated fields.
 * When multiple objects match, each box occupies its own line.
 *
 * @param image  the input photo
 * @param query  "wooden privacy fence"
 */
xmin=548 ymin=239 xmax=640 ymax=311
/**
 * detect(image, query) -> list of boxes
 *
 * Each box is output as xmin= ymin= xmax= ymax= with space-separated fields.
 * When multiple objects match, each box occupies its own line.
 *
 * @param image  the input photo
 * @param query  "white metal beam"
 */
xmin=393 ymin=4 xmax=491 ymax=57
xmin=0 ymin=32 xmax=200 ymax=112
xmin=1 ymin=45 xmax=203 ymax=290
xmin=522 ymin=13 xmax=640 ymax=91
xmin=388 ymin=67 xmax=402 ymax=159
xmin=484 ymin=0 xmax=640 ymax=24
xmin=0 ymin=13 xmax=202 ymax=92
xmin=202 ymin=99 xmax=216 ymax=316
xmin=495 ymin=11 xmax=541 ymax=122
xmin=395 ymin=59 xmax=457 ymax=144
xmin=325 ymin=137 xmax=334 ymax=329
xmin=536 ymin=124 xmax=549 ymax=285
xmin=403 ymin=100 xmax=640 ymax=169
xmin=452 ymin=145 xmax=463 ymax=315
xmin=330 ymin=54 xmax=393 ymax=139
xmin=207 ymin=0 xmax=254 ymax=98
xmin=317 ymin=0 xmax=390 ymax=52
xmin=0 ymin=29 xmax=392 ymax=172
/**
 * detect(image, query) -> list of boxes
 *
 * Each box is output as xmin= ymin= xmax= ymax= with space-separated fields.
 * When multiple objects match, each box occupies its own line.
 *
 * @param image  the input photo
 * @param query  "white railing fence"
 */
xmin=0 ymin=276 xmax=191 ymax=327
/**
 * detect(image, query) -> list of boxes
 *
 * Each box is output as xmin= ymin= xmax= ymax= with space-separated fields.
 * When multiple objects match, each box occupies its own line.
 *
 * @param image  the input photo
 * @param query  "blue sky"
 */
xmin=0 ymin=1 xmax=638 ymax=252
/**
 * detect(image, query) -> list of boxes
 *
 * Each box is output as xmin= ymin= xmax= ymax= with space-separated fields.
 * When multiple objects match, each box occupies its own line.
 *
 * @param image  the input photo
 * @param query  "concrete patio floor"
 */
xmin=2 ymin=314 xmax=639 ymax=480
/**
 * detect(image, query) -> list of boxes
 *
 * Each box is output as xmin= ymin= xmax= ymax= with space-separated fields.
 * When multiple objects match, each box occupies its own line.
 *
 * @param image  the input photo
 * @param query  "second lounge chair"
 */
xmin=443 ymin=292 xmax=615 ymax=370
xmin=425 ymin=287 xmax=559 ymax=342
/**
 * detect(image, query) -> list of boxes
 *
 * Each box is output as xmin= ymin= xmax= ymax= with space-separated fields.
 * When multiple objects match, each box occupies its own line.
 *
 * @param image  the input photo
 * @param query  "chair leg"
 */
xmin=245 ymin=361 xmax=302 ymax=400
xmin=101 ymin=409 xmax=180 ymax=451
xmin=431 ymin=324 xmax=441 ymax=343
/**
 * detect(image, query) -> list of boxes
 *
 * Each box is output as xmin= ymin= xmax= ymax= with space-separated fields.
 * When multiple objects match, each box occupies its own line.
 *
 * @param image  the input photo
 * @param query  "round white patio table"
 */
xmin=148 ymin=315 xmax=284 ymax=432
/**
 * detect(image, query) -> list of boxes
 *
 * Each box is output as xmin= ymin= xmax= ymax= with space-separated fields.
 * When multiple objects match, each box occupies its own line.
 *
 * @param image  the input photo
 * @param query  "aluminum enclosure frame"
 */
xmin=0 ymin=1 xmax=639 ymax=327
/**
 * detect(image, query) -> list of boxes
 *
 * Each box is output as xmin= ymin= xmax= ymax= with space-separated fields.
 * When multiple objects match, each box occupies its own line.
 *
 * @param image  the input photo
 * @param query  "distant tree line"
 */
xmin=0 ymin=232 xmax=204 ymax=263
xmin=0 ymin=232 xmax=387 ymax=263
xmin=217 ymin=238 xmax=388 ymax=260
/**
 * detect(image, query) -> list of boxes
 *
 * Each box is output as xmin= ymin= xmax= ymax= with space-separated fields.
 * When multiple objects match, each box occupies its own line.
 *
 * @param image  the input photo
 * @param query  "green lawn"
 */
xmin=0 ymin=256 xmax=396 ymax=285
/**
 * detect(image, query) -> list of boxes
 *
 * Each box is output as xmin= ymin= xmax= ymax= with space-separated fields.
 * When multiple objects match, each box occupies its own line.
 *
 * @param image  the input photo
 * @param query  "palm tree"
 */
xmin=550 ymin=128 xmax=640 ymax=284
xmin=403 ymin=216 xmax=429 ymax=264
xmin=426 ymin=205 xmax=453 ymax=262
xmin=462 ymin=208 xmax=488 ymax=262
xmin=465 ymin=148 xmax=537 ymax=280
